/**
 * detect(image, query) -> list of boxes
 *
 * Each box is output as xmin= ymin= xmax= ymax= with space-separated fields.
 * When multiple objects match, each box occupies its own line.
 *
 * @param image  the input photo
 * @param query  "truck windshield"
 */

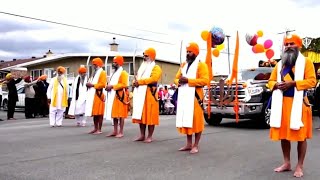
xmin=239 ymin=67 xmax=273 ymax=81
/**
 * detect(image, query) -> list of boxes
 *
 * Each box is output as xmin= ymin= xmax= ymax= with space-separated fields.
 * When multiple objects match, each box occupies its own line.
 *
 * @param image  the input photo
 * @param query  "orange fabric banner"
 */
xmin=228 ymin=31 xmax=240 ymax=122
xmin=205 ymin=33 xmax=213 ymax=117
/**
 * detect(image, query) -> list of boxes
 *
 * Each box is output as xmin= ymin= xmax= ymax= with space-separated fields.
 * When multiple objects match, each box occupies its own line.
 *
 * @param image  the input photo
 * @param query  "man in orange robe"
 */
xmin=105 ymin=55 xmax=129 ymax=138
xmin=174 ymin=42 xmax=209 ymax=154
xmin=85 ymin=57 xmax=106 ymax=135
xmin=268 ymin=34 xmax=316 ymax=178
xmin=132 ymin=48 xmax=162 ymax=143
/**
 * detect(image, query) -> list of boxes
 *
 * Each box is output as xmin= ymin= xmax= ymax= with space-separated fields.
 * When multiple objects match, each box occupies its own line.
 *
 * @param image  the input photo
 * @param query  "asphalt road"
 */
xmin=0 ymin=111 xmax=320 ymax=180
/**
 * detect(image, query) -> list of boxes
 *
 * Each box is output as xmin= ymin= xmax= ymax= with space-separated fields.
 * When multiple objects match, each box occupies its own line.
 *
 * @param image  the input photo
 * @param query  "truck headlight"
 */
xmin=248 ymin=87 xmax=263 ymax=96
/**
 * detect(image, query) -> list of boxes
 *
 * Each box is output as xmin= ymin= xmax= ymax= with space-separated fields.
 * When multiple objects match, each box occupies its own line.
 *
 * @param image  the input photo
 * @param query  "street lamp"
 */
xmin=226 ymin=35 xmax=231 ymax=74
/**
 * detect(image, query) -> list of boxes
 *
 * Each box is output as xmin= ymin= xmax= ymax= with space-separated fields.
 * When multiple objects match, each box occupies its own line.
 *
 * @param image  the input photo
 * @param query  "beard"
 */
xmin=57 ymin=74 xmax=64 ymax=81
xmin=186 ymin=54 xmax=196 ymax=63
xmin=282 ymin=47 xmax=299 ymax=67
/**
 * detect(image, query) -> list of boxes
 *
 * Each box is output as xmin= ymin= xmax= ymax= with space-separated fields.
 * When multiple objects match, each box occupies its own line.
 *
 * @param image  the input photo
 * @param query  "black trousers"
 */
xmin=0 ymin=95 xmax=2 ymax=108
xmin=25 ymin=98 xmax=36 ymax=118
xmin=7 ymin=98 xmax=16 ymax=119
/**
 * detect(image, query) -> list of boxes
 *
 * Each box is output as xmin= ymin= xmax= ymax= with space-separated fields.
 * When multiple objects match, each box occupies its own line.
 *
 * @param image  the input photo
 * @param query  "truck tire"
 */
xmin=204 ymin=113 xmax=223 ymax=126
xmin=2 ymin=99 xmax=8 ymax=111
xmin=257 ymin=100 xmax=270 ymax=128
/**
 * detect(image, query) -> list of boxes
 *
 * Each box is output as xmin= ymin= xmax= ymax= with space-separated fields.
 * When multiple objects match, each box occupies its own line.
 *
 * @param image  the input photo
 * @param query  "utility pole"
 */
xmin=226 ymin=35 xmax=231 ymax=74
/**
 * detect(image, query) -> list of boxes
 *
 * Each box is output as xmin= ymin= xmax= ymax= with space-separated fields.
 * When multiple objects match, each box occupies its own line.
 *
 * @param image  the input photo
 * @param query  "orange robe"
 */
xmin=174 ymin=62 xmax=209 ymax=135
xmin=132 ymin=65 xmax=162 ymax=125
xmin=111 ymin=70 xmax=129 ymax=118
xmin=92 ymin=70 xmax=107 ymax=116
xmin=268 ymin=58 xmax=316 ymax=141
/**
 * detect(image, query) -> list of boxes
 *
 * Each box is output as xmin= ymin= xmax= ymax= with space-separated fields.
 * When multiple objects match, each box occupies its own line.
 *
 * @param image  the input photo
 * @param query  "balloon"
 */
xmin=210 ymin=26 xmax=225 ymax=47
xmin=257 ymin=30 xmax=263 ymax=37
xmin=245 ymin=33 xmax=258 ymax=46
xmin=201 ymin=30 xmax=209 ymax=41
xmin=212 ymin=49 xmax=220 ymax=57
xmin=252 ymin=44 xmax=264 ymax=53
xmin=266 ymin=49 xmax=275 ymax=59
xmin=264 ymin=39 xmax=273 ymax=49
xmin=216 ymin=44 xmax=225 ymax=50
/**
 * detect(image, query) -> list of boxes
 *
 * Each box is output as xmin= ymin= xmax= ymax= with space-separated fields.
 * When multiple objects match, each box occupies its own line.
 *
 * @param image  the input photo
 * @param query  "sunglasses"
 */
xmin=284 ymin=42 xmax=295 ymax=46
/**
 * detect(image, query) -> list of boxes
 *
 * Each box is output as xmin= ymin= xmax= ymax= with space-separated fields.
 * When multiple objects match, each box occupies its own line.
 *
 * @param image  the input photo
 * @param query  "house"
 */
xmin=1 ymin=38 xmax=180 ymax=86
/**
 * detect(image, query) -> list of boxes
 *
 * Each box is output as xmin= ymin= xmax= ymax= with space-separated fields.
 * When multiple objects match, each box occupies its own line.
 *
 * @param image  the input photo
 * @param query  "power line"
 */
xmin=0 ymin=11 xmax=175 ymax=45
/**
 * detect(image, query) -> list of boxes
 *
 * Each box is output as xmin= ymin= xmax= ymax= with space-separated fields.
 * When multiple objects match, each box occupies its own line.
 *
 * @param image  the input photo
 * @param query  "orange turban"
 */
xmin=56 ymin=66 xmax=66 ymax=74
xmin=39 ymin=75 xmax=47 ymax=80
xmin=144 ymin=48 xmax=156 ymax=60
xmin=78 ymin=65 xmax=87 ymax=73
xmin=284 ymin=34 xmax=302 ymax=48
xmin=113 ymin=55 xmax=124 ymax=66
xmin=186 ymin=42 xmax=199 ymax=56
xmin=92 ymin=57 xmax=104 ymax=67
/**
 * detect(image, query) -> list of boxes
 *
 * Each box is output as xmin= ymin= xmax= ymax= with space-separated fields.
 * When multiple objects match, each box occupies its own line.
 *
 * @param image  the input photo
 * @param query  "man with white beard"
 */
xmin=47 ymin=66 xmax=69 ymax=127
xmin=68 ymin=65 xmax=88 ymax=126
xmin=268 ymin=34 xmax=316 ymax=178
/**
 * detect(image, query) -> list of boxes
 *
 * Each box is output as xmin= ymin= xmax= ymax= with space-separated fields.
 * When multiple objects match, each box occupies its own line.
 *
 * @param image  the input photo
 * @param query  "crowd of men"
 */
xmin=0 ymin=34 xmax=318 ymax=178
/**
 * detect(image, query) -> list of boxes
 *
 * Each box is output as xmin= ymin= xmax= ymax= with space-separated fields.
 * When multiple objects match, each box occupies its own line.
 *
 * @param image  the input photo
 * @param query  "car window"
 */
xmin=239 ymin=67 xmax=273 ymax=81
xmin=17 ymin=87 xmax=25 ymax=94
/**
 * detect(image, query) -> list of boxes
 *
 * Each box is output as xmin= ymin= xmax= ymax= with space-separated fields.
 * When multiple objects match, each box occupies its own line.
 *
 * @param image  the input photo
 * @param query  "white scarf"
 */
xmin=85 ymin=67 xmax=103 ymax=117
xmin=132 ymin=61 xmax=155 ymax=120
xmin=270 ymin=52 xmax=305 ymax=130
xmin=176 ymin=60 xmax=198 ymax=128
xmin=68 ymin=75 xmax=87 ymax=115
xmin=104 ymin=67 xmax=123 ymax=121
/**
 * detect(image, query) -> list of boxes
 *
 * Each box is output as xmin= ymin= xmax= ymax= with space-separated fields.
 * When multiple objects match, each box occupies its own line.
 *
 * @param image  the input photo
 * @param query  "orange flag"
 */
xmin=205 ymin=32 xmax=213 ymax=117
xmin=227 ymin=31 xmax=240 ymax=122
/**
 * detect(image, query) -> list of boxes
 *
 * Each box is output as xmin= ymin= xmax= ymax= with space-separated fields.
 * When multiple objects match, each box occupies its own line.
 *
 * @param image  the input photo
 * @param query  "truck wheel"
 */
xmin=258 ymin=100 xmax=270 ymax=128
xmin=2 ymin=99 xmax=8 ymax=111
xmin=204 ymin=113 xmax=223 ymax=126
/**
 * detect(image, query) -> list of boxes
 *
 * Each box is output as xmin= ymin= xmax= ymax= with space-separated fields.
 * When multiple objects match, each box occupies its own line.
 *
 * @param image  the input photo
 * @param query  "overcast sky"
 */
xmin=0 ymin=0 xmax=319 ymax=74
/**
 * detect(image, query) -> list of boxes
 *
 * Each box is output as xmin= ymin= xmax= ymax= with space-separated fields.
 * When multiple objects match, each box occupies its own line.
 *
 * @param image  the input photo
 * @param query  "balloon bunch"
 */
xmin=246 ymin=30 xmax=275 ymax=60
xmin=201 ymin=26 xmax=225 ymax=57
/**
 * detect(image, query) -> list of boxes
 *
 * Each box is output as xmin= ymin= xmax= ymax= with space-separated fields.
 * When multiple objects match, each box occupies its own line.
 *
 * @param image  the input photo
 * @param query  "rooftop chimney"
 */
xmin=109 ymin=37 xmax=119 ymax=52
xmin=45 ymin=49 xmax=53 ymax=57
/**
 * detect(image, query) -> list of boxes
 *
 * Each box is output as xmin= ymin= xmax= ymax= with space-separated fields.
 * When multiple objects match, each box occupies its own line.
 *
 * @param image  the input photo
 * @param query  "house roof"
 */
xmin=0 ymin=57 xmax=42 ymax=70
xmin=1 ymin=51 xmax=179 ymax=70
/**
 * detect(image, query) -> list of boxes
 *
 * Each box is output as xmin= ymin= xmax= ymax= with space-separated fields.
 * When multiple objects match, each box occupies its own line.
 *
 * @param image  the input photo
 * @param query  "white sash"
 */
xmin=270 ymin=52 xmax=305 ymax=130
xmin=176 ymin=61 xmax=198 ymax=128
xmin=104 ymin=67 xmax=123 ymax=121
xmin=68 ymin=75 xmax=87 ymax=115
xmin=85 ymin=68 xmax=103 ymax=117
xmin=132 ymin=61 xmax=155 ymax=120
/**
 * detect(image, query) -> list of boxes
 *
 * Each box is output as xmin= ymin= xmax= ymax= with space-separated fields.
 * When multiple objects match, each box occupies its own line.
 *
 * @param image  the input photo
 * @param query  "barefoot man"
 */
xmin=68 ymin=65 xmax=88 ymax=126
xmin=268 ymin=34 xmax=316 ymax=178
xmin=174 ymin=42 xmax=209 ymax=154
xmin=85 ymin=58 xmax=107 ymax=134
xmin=105 ymin=55 xmax=129 ymax=138
xmin=132 ymin=48 xmax=162 ymax=143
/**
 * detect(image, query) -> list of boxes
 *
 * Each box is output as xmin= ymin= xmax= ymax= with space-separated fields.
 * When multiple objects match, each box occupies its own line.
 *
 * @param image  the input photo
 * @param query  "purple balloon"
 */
xmin=264 ymin=39 xmax=273 ymax=49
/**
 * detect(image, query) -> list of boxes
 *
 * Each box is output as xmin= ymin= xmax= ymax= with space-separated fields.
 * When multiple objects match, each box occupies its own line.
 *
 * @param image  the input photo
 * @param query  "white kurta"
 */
xmin=68 ymin=76 xmax=87 ymax=116
xmin=47 ymin=77 xmax=69 ymax=126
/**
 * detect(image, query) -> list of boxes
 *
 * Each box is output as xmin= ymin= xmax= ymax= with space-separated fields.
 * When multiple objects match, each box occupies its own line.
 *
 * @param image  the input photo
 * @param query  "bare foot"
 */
xmin=133 ymin=136 xmax=145 ymax=141
xmin=106 ymin=132 xmax=117 ymax=137
xmin=293 ymin=166 xmax=303 ymax=178
xmin=190 ymin=146 xmax=199 ymax=154
xmin=274 ymin=163 xmax=291 ymax=172
xmin=115 ymin=133 xmax=124 ymax=138
xmin=88 ymin=129 xmax=97 ymax=134
xmin=178 ymin=145 xmax=192 ymax=151
xmin=143 ymin=138 xmax=153 ymax=143
xmin=93 ymin=131 xmax=102 ymax=135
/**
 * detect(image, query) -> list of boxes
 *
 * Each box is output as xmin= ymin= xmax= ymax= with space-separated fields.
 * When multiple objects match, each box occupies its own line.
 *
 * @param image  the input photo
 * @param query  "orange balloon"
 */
xmin=254 ymin=44 xmax=264 ymax=53
xmin=257 ymin=30 xmax=263 ymax=37
xmin=212 ymin=49 xmax=220 ymax=57
xmin=201 ymin=30 xmax=209 ymax=41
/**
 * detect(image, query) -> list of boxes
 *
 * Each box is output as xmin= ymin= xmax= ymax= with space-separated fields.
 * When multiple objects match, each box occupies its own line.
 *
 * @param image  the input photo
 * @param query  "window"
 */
xmin=30 ymin=69 xmax=43 ymax=79
xmin=44 ymin=68 xmax=54 ymax=79
xmin=123 ymin=62 xmax=134 ymax=75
